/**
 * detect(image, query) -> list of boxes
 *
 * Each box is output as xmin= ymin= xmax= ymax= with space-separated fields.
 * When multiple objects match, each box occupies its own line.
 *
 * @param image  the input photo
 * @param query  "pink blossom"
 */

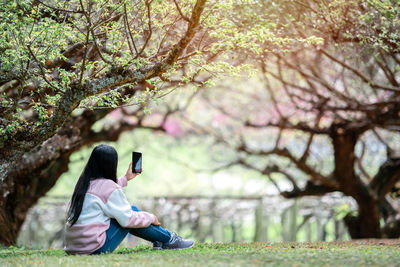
xmin=163 ymin=118 xmax=182 ymax=137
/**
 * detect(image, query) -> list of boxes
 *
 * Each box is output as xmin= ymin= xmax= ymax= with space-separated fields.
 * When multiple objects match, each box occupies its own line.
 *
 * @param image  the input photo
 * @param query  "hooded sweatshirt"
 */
xmin=64 ymin=176 xmax=156 ymax=254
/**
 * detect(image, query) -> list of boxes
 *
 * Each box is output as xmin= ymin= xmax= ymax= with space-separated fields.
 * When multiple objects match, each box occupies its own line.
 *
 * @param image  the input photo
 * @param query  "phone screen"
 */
xmin=132 ymin=152 xmax=142 ymax=173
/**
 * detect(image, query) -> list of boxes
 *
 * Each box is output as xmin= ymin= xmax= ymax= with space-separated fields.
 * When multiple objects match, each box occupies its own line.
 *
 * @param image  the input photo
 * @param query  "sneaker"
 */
xmin=152 ymin=241 xmax=163 ymax=250
xmin=162 ymin=232 xmax=194 ymax=250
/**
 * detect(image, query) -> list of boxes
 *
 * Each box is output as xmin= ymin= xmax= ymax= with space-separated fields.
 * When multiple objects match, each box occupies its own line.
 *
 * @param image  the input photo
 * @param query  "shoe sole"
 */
xmin=163 ymin=241 xmax=195 ymax=250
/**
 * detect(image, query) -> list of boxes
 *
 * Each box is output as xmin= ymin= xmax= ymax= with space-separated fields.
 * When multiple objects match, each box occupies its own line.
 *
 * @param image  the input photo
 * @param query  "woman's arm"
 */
xmin=117 ymin=162 xmax=140 ymax=187
xmin=102 ymin=188 xmax=156 ymax=228
xmin=117 ymin=176 xmax=128 ymax=187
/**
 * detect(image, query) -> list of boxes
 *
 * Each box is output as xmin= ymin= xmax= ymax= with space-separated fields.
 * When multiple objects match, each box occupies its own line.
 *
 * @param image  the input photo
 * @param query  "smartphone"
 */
xmin=132 ymin=152 xmax=142 ymax=173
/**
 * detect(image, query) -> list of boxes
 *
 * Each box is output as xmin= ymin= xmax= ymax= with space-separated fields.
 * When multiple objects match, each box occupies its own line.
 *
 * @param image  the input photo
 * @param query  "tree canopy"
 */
xmin=183 ymin=0 xmax=400 ymax=238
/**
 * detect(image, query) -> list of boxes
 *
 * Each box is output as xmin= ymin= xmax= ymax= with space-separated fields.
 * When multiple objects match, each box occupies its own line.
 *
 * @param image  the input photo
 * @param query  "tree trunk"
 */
xmin=371 ymin=157 xmax=400 ymax=238
xmin=281 ymin=128 xmax=400 ymax=239
xmin=0 ymin=146 xmax=72 ymax=245
xmin=0 ymin=207 xmax=23 ymax=246
xmin=344 ymin=157 xmax=400 ymax=238
xmin=330 ymin=125 xmax=382 ymax=238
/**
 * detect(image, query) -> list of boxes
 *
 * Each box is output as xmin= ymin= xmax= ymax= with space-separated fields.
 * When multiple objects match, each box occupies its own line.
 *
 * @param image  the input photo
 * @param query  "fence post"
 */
xmin=335 ymin=219 xmax=344 ymax=240
xmin=305 ymin=219 xmax=311 ymax=241
xmin=288 ymin=200 xmax=298 ymax=241
xmin=281 ymin=208 xmax=288 ymax=241
xmin=316 ymin=218 xmax=327 ymax=241
xmin=254 ymin=198 xmax=267 ymax=242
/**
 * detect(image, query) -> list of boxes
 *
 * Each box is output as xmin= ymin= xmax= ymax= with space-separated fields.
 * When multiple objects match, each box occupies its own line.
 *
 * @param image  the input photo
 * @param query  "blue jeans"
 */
xmin=92 ymin=205 xmax=171 ymax=254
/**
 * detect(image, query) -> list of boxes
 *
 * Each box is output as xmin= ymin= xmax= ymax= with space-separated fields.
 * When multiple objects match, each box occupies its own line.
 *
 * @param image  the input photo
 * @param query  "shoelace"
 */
xmin=169 ymin=232 xmax=179 ymax=242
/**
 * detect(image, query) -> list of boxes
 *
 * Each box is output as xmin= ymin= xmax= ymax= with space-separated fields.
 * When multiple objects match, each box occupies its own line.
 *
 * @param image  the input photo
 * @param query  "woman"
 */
xmin=64 ymin=144 xmax=194 ymax=255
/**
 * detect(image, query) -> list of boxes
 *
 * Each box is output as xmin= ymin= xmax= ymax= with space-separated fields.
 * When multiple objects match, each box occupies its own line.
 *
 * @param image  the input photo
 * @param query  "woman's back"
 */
xmin=64 ymin=178 xmax=122 ymax=254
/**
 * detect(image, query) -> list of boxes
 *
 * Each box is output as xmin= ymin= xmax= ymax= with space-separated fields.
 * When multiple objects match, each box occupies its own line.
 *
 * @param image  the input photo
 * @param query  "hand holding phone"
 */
xmin=125 ymin=162 xmax=139 ymax=181
xmin=132 ymin=152 xmax=142 ymax=173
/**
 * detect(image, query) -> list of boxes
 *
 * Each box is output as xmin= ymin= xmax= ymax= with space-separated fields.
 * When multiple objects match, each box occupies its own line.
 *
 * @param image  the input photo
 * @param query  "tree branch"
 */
xmin=281 ymin=180 xmax=337 ymax=198
xmin=369 ymin=157 xmax=400 ymax=198
xmin=27 ymin=0 xmax=207 ymax=150
xmin=134 ymin=0 xmax=153 ymax=59
xmin=320 ymin=48 xmax=400 ymax=93
xmin=173 ymin=0 xmax=190 ymax=22
xmin=245 ymin=119 xmax=330 ymax=134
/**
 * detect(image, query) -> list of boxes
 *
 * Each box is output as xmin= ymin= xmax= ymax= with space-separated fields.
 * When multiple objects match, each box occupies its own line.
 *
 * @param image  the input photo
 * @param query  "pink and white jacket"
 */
xmin=64 ymin=176 xmax=156 ymax=255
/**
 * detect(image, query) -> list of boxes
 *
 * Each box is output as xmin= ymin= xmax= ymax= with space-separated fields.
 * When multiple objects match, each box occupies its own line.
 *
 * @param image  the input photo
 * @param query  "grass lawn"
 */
xmin=1 ymin=241 xmax=400 ymax=267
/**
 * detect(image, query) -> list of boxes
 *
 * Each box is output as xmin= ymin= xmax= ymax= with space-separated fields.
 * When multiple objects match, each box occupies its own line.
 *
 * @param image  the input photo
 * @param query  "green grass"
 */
xmin=1 ymin=242 xmax=400 ymax=267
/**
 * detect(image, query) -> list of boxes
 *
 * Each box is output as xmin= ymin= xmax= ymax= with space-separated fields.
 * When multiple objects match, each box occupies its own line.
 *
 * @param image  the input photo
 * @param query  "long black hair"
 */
xmin=67 ymin=144 xmax=118 ymax=226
